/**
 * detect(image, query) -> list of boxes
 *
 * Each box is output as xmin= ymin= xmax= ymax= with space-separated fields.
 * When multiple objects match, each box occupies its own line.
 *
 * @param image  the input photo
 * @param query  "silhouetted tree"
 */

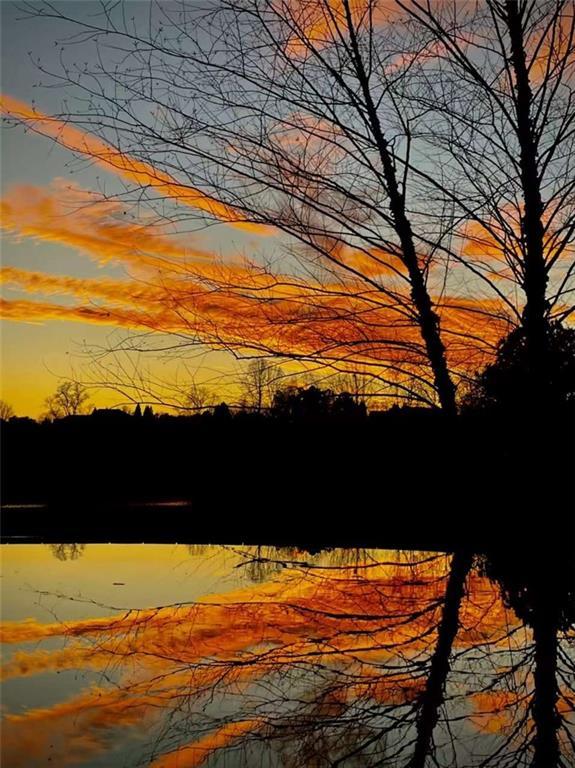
xmin=43 ymin=380 xmax=91 ymax=419
xmin=399 ymin=0 xmax=575 ymax=411
xmin=464 ymin=321 xmax=575 ymax=411
xmin=272 ymin=385 xmax=332 ymax=421
xmin=0 ymin=400 xmax=15 ymax=421
xmin=182 ymin=381 xmax=213 ymax=413
xmin=212 ymin=402 xmax=232 ymax=421
xmin=410 ymin=551 xmax=473 ymax=768
xmin=10 ymin=0 xmax=514 ymax=414
xmin=90 ymin=408 xmax=132 ymax=423
xmin=49 ymin=543 xmax=86 ymax=561
xmin=272 ymin=385 xmax=366 ymax=422
xmin=240 ymin=359 xmax=278 ymax=412
xmin=331 ymin=370 xmax=374 ymax=407
xmin=332 ymin=391 xmax=368 ymax=421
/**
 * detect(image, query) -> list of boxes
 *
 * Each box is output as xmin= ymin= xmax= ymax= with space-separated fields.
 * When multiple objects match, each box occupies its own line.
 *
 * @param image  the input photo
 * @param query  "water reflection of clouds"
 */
xmin=1 ymin=545 xmax=573 ymax=767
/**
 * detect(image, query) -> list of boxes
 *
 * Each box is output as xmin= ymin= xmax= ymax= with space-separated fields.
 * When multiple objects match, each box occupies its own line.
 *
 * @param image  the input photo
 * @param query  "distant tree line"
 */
xmin=2 ymin=324 xmax=573 ymax=427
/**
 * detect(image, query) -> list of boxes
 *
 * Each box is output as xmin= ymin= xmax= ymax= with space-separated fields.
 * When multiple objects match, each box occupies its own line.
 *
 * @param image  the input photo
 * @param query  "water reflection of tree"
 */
xmin=3 ymin=548 xmax=574 ymax=768
xmin=483 ymin=547 xmax=575 ymax=768
xmin=48 ymin=543 xmax=86 ymax=561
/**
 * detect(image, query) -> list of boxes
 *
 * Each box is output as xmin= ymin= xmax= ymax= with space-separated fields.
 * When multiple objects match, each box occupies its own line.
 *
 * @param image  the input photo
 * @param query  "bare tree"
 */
xmin=43 ymin=380 xmax=91 ymax=419
xmin=239 ymin=359 xmax=278 ymax=412
xmin=330 ymin=369 xmax=375 ymax=406
xmin=396 ymin=0 xmax=575 ymax=407
xmin=0 ymin=400 xmax=15 ymax=420
xmin=181 ymin=380 xmax=214 ymax=414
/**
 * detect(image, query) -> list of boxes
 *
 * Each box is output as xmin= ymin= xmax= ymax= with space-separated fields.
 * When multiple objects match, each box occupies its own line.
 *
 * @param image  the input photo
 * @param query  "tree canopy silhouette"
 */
xmin=464 ymin=321 xmax=575 ymax=410
xmin=272 ymin=384 xmax=367 ymax=421
xmin=43 ymin=380 xmax=91 ymax=419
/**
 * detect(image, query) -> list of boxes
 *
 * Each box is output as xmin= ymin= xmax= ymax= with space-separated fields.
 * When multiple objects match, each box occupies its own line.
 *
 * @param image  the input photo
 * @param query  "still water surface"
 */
xmin=1 ymin=544 xmax=573 ymax=767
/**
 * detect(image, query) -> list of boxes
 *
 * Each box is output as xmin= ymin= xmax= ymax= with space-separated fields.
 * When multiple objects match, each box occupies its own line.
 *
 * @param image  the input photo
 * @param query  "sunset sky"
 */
xmin=1 ymin=1 xmax=571 ymax=417
xmin=1 ymin=2 xmax=278 ymax=416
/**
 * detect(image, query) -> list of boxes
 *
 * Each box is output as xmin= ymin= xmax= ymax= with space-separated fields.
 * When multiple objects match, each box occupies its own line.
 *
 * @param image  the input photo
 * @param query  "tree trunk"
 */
xmin=343 ymin=0 xmax=458 ymax=416
xmin=409 ymin=550 xmax=473 ymax=768
xmin=531 ymin=616 xmax=560 ymax=768
xmin=505 ymin=0 xmax=549 ymax=404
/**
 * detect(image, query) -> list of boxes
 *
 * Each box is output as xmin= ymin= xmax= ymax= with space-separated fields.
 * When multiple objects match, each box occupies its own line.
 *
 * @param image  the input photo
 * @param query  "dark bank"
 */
xmin=2 ymin=398 xmax=573 ymax=552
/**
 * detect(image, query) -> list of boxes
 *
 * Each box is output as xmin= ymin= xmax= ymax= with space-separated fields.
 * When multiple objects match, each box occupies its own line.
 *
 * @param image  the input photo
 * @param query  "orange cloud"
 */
xmin=470 ymin=690 xmax=522 ymax=734
xmin=281 ymin=0 xmax=397 ymax=56
xmin=529 ymin=9 xmax=575 ymax=84
xmin=1 ymin=181 xmax=215 ymax=273
xmin=1 ymin=179 xmax=514 ymax=388
xmin=1 ymin=558 xmax=510 ymax=672
xmin=1 ymin=266 xmax=164 ymax=305
xmin=1 ymin=646 xmax=109 ymax=681
xmin=1 ymin=273 xmax=510 ymax=380
xmin=0 ymin=296 xmax=161 ymax=331
xmin=1 ymin=94 xmax=270 ymax=235
xmin=469 ymin=685 xmax=574 ymax=742
xmin=0 ymin=284 xmax=509 ymax=379
xmin=149 ymin=720 xmax=263 ymax=768
xmin=1 ymin=178 xmax=406 ymax=285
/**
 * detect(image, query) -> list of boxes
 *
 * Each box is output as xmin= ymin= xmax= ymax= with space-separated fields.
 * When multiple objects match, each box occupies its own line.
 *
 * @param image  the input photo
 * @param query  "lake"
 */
xmin=1 ymin=544 xmax=573 ymax=767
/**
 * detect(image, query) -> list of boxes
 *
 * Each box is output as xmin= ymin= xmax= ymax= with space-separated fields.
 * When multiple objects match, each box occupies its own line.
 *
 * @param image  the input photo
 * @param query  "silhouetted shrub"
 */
xmin=463 ymin=321 xmax=575 ymax=411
